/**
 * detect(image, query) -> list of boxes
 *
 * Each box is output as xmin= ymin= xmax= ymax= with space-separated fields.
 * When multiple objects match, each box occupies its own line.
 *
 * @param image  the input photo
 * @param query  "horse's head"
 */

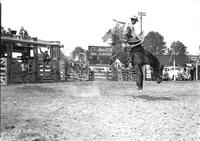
xmin=153 ymin=64 xmax=164 ymax=84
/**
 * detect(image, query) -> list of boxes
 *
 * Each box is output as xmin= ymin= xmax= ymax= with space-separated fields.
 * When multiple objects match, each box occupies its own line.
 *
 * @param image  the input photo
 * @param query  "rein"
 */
xmin=123 ymin=40 xmax=143 ymax=48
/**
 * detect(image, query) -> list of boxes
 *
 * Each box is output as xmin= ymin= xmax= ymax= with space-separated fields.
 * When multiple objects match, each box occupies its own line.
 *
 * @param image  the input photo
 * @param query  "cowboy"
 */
xmin=123 ymin=15 xmax=141 ymax=45
xmin=113 ymin=15 xmax=143 ymax=67
xmin=113 ymin=15 xmax=142 ymax=44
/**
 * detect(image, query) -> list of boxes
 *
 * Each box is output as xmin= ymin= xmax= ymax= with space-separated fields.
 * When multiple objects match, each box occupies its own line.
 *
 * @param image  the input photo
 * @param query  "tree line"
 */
xmin=144 ymin=32 xmax=188 ymax=55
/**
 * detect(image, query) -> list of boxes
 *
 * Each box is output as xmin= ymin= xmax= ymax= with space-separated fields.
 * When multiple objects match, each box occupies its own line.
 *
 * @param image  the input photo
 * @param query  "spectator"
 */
xmin=39 ymin=48 xmax=51 ymax=65
xmin=19 ymin=26 xmax=29 ymax=38
xmin=21 ymin=50 xmax=30 ymax=64
xmin=190 ymin=65 xmax=196 ymax=80
xmin=24 ymin=30 xmax=29 ymax=37
xmin=183 ymin=64 xmax=187 ymax=72
xmin=64 ymin=61 xmax=70 ymax=80
xmin=193 ymin=66 xmax=196 ymax=80
xmin=7 ymin=28 xmax=12 ymax=34
xmin=1 ymin=26 xmax=6 ymax=34
xmin=69 ymin=59 xmax=75 ymax=69
xmin=20 ymin=50 xmax=30 ymax=74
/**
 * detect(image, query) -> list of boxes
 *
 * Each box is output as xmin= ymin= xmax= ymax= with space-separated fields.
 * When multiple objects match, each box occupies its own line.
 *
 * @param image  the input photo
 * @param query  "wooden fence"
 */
xmin=0 ymin=58 xmax=7 ymax=85
xmin=107 ymin=68 xmax=138 ymax=81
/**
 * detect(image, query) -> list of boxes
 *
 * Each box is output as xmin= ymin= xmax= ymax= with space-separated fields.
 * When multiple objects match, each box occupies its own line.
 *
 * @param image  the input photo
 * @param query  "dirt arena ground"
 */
xmin=1 ymin=80 xmax=200 ymax=141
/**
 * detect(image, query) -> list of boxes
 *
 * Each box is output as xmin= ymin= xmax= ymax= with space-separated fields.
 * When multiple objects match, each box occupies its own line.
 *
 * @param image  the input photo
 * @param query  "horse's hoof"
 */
xmin=137 ymin=87 xmax=142 ymax=90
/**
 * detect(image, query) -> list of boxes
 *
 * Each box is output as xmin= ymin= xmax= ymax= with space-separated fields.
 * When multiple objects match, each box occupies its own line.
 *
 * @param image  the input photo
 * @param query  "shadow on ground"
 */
xmin=16 ymin=85 xmax=56 ymax=93
xmin=134 ymin=95 xmax=175 ymax=101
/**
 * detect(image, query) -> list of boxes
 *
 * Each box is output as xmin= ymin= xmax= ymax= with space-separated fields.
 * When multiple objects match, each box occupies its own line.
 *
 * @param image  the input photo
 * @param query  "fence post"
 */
xmin=196 ymin=59 xmax=199 ymax=80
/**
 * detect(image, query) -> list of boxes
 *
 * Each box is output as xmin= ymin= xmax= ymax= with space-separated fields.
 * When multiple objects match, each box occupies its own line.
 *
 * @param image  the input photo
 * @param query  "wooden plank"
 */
xmin=1 ymin=36 xmax=61 ymax=47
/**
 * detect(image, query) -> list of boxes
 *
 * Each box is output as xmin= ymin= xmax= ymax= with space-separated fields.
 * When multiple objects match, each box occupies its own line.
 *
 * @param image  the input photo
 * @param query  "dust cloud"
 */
xmin=70 ymin=82 xmax=101 ymax=97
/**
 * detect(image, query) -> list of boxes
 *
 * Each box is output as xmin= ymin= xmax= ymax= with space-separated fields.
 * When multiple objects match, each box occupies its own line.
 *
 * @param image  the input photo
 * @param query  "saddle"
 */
xmin=123 ymin=32 xmax=144 ymax=51
xmin=122 ymin=39 xmax=143 ymax=66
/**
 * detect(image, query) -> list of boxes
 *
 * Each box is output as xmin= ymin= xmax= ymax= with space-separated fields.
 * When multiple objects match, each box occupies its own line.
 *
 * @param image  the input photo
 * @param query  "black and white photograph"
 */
xmin=1 ymin=0 xmax=200 ymax=140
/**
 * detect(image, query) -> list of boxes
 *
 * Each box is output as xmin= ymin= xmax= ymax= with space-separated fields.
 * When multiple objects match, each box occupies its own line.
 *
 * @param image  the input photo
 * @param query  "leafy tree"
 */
xmin=143 ymin=31 xmax=167 ymax=55
xmin=168 ymin=41 xmax=188 ymax=55
xmin=72 ymin=46 xmax=85 ymax=59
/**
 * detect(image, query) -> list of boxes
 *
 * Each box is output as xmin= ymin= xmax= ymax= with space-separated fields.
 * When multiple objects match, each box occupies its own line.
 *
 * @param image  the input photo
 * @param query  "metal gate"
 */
xmin=38 ymin=60 xmax=60 ymax=82
xmin=10 ymin=58 xmax=35 ymax=83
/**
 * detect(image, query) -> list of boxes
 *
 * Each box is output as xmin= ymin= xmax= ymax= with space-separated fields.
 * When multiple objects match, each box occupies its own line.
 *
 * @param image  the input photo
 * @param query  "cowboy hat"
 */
xmin=130 ymin=15 xmax=138 ymax=21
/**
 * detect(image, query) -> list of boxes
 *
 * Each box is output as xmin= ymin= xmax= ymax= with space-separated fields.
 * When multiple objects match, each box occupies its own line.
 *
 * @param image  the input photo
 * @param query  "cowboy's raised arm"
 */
xmin=113 ymin=19 xmax=126 ymax=25
xmin=39 ymin=47 xmax=44 ymax=54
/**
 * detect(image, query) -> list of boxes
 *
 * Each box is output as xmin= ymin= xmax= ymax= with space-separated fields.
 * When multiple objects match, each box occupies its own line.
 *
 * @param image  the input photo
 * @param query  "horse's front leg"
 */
xmin=135 ymin=65 xmax=143 ymax=90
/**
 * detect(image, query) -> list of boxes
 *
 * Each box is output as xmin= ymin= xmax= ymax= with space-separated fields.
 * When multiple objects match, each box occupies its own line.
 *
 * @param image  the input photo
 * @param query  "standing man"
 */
xmin=19 ymin=26 xmax=29 ymax=38
xmin=39 ymin=48 xmax=51 ymax=65
xmin=64 ymin=60 xmax=69 ymax=80
xmin=19 ymin=26 xmax=25 ymax=37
